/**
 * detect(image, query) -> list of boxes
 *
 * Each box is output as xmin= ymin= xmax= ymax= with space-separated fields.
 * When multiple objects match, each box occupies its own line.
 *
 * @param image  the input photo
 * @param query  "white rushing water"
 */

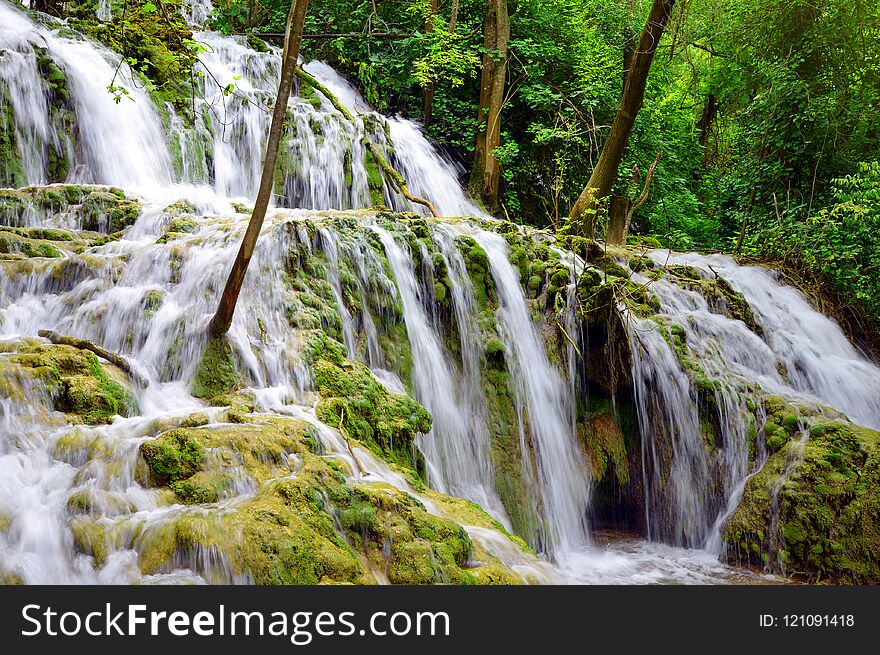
xmin=622 ymin=249 xmax=880 ymax=551
xmin=7 ymin=0 xmax=877 ymax=586
xmin=372 ymin=225 xmax=509 ymax=527
xmin=0 ymin=2 xmax=172 ymax=193
xmin=1 ymin=0 xmax=482 ymax=215
xmin=472 ymin=230 xmax=592 ymax=560
xmin=657 ymin=251 xmax=880 ymax=429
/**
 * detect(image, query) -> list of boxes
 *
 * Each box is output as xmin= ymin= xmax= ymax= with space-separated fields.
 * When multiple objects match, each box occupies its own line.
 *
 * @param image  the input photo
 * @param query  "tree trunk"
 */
xmin=697 ymin=93 xmax=717 ymax=147
xmin=38 ymin=330 xmax=149 ymax=388
xmin=606 ymin=152 xmax=662 ymax=245
xmin=207 ymin=0 xmax=310 ymax=337
xmin=33 ymin=0 xmax=62 ymax=16
xmin=470 ymin=0 xmax=509 ymax=213
xmin=449 ymin=0 xmax=459 ymax=32
xmin=569 ymin=0 xmax=675 ymax=237
xmin=605 ymin=194 xmax=632 ymax=245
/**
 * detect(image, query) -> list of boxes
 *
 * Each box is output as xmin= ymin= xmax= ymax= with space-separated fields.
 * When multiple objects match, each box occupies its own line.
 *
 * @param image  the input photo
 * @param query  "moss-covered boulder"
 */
xmin=306 ymin=331 xmax=431 ymax=467
xmin=8 ymin=342 xmax=137 ymax=424
xmin=129 ymin=414 xmax=521 ymax=584
xmin=79 ymin=190 xmax=142 ymax=233
xmin=192 ymin=336 xmax=241 ymax=401
xmin=723 ymin=410 xmax=880 ymax=583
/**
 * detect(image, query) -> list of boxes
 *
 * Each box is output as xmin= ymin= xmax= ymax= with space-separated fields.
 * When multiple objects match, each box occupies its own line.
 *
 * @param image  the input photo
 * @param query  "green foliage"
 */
xmin=742 ymin=162 xmax=880 ymax=327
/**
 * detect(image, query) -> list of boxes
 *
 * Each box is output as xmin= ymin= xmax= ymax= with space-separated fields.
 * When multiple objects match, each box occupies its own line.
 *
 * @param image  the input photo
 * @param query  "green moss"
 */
xmin=192 ymin=336 xmax=241 ymax=401
xmin=10 ymin=343 xmax=136 ymax=424
xmin=171 ymin=470 xmax=233 ymax=504
xmin=130 ymin=414 xmax=519 ymax=585
xmin=79 ymin=191 xmax=142 ymax=233
xmin=142 ymin=289 xmax=163 ymax=317
xmin=306 ymin=331 xmax=431 ymax=467
xmin=583 ymin=413 xmax=629 ymax=485
xmin=363 ymin=149 xmax=386 ymax=206
xmin=629 ymin=255 xmax=654 ymax=272
xmin=459 ymin=236 xmax=495 ymax=309
xmin=724 ymin=417 xmax=880 ymax=582
xmin=70 ymin=519 xmax=109 ymax=568
xmin=246 ymin=33 xmax=271 ymax=53
xmin=140 ymin=429 xmax=206 ymax=486
xmin=0 ymin=230 xmax=62 ymax=258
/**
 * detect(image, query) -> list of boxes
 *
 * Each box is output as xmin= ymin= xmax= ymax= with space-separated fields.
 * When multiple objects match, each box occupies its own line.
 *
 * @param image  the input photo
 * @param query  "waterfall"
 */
xmin=0 ymin=9 xmax=53 ymax=185
xmin=660 ymin=252 xmax=880 ymax=429
xmin=0 ymin=200 xmax=535 ymax=582
xmin=626 ymin=249 xmax=880 ymax=549
xmin=1 ymin=0 xmax=482 ymax=217
xmin=6 ymin=0 xmax=875 ymax=586
xmin=644 ymin=251 xmax=880 ymax=430
xmin=472 ymin=230 xmax=592 ymax=559
xmin=0 ymin=2 xmax=172 ymax=193
xmin=372 ymin=225 xmax=509 ymax=526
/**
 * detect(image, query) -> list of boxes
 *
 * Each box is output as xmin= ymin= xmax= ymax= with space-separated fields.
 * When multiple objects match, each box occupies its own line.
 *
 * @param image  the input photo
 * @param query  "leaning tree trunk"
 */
xmin=569 ymin=0 xmax=675 ymax=237
xmin=207 ymin=0 xmax=310 ymax=337
xmin=606 ymin=152 xmax=662 ymax=245
xmin=470 ymin=0 xmax=509 ymax=213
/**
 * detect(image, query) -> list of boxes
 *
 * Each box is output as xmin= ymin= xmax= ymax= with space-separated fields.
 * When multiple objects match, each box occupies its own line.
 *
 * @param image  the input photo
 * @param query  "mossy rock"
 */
xmin=131 ymin=415 xmax=520 ymax=585
xmin=79 ymin=191 xmax=142 ymax=233
xmin=9 ymin=343 xmax=137 ymax=424
xmin=306 ymin=331 xmax=431 ymax=467
xmin=140 ymin=429 xmax=206 ymax=486
xmin=583 ymin=413 xmax=629 ymax=485
xmin=192 ymin=336 xmax=241 ymax=401
xmin=0 ymin=230 xmax=63 ymax=258
xmin=723 ymin=416 xmax=880 ymax=582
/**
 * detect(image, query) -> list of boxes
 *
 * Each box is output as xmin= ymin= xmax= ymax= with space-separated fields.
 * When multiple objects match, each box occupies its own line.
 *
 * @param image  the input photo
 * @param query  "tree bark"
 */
xmin=606 ymin=152 xmax=662 ymax=245
xmin=32 ymin=0 xmax=61 ymax=16
xmin=605 ymin=194 xmax=632 ymax=246
xmin=208 ymin=0 xmax=310 ymax=337
xmin=38 ymin=330 xmax=149 ymax=388
xmin=569 ymin=0 xmax=675 ymax=237
xmin=469 ymin=0 xmax=509 ymax=213
xmin=697 ymin=93 xmax=717 ymax=147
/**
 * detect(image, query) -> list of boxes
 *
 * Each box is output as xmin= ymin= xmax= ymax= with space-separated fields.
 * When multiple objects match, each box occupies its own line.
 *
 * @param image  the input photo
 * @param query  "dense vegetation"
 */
xmin=19 ymin=0 xmax=880 ymax=330
xmin=204 ymin=0 xmax=880 ymax=330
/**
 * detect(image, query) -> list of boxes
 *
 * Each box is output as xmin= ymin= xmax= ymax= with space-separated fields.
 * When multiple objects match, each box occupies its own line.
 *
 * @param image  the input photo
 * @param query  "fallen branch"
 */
xmin=555 ymin=319 xmax=581 ymax=357
xmin=38 ymin=329 xmax=149 ymax=388
xmin=295 ymin=67 xmax=439 ymax=217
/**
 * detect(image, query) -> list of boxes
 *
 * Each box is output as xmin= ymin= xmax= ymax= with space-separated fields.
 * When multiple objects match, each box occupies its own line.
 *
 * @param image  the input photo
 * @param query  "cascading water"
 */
xmin=0 ymin=2 xmax=172 ymax=193
xmin=471 ymin=229 xmax=592 ymax=560
xmin=658 ymin=251 xmax=880 ymax=429
xmin=5 ymin=0 xmax=874 ymax=586
xmin=372 ymin=225 xmax=509 ymax=526
xmin=1 ymin=0 xmax=482 ymax=216
xmin=624 ymin=249 xmax=880 ymax=551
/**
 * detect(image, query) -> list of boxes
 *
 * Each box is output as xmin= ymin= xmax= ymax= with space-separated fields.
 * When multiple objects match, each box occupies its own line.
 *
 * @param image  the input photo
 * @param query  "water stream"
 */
xmin=2 ymin=0 xmax=878 ymax=585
